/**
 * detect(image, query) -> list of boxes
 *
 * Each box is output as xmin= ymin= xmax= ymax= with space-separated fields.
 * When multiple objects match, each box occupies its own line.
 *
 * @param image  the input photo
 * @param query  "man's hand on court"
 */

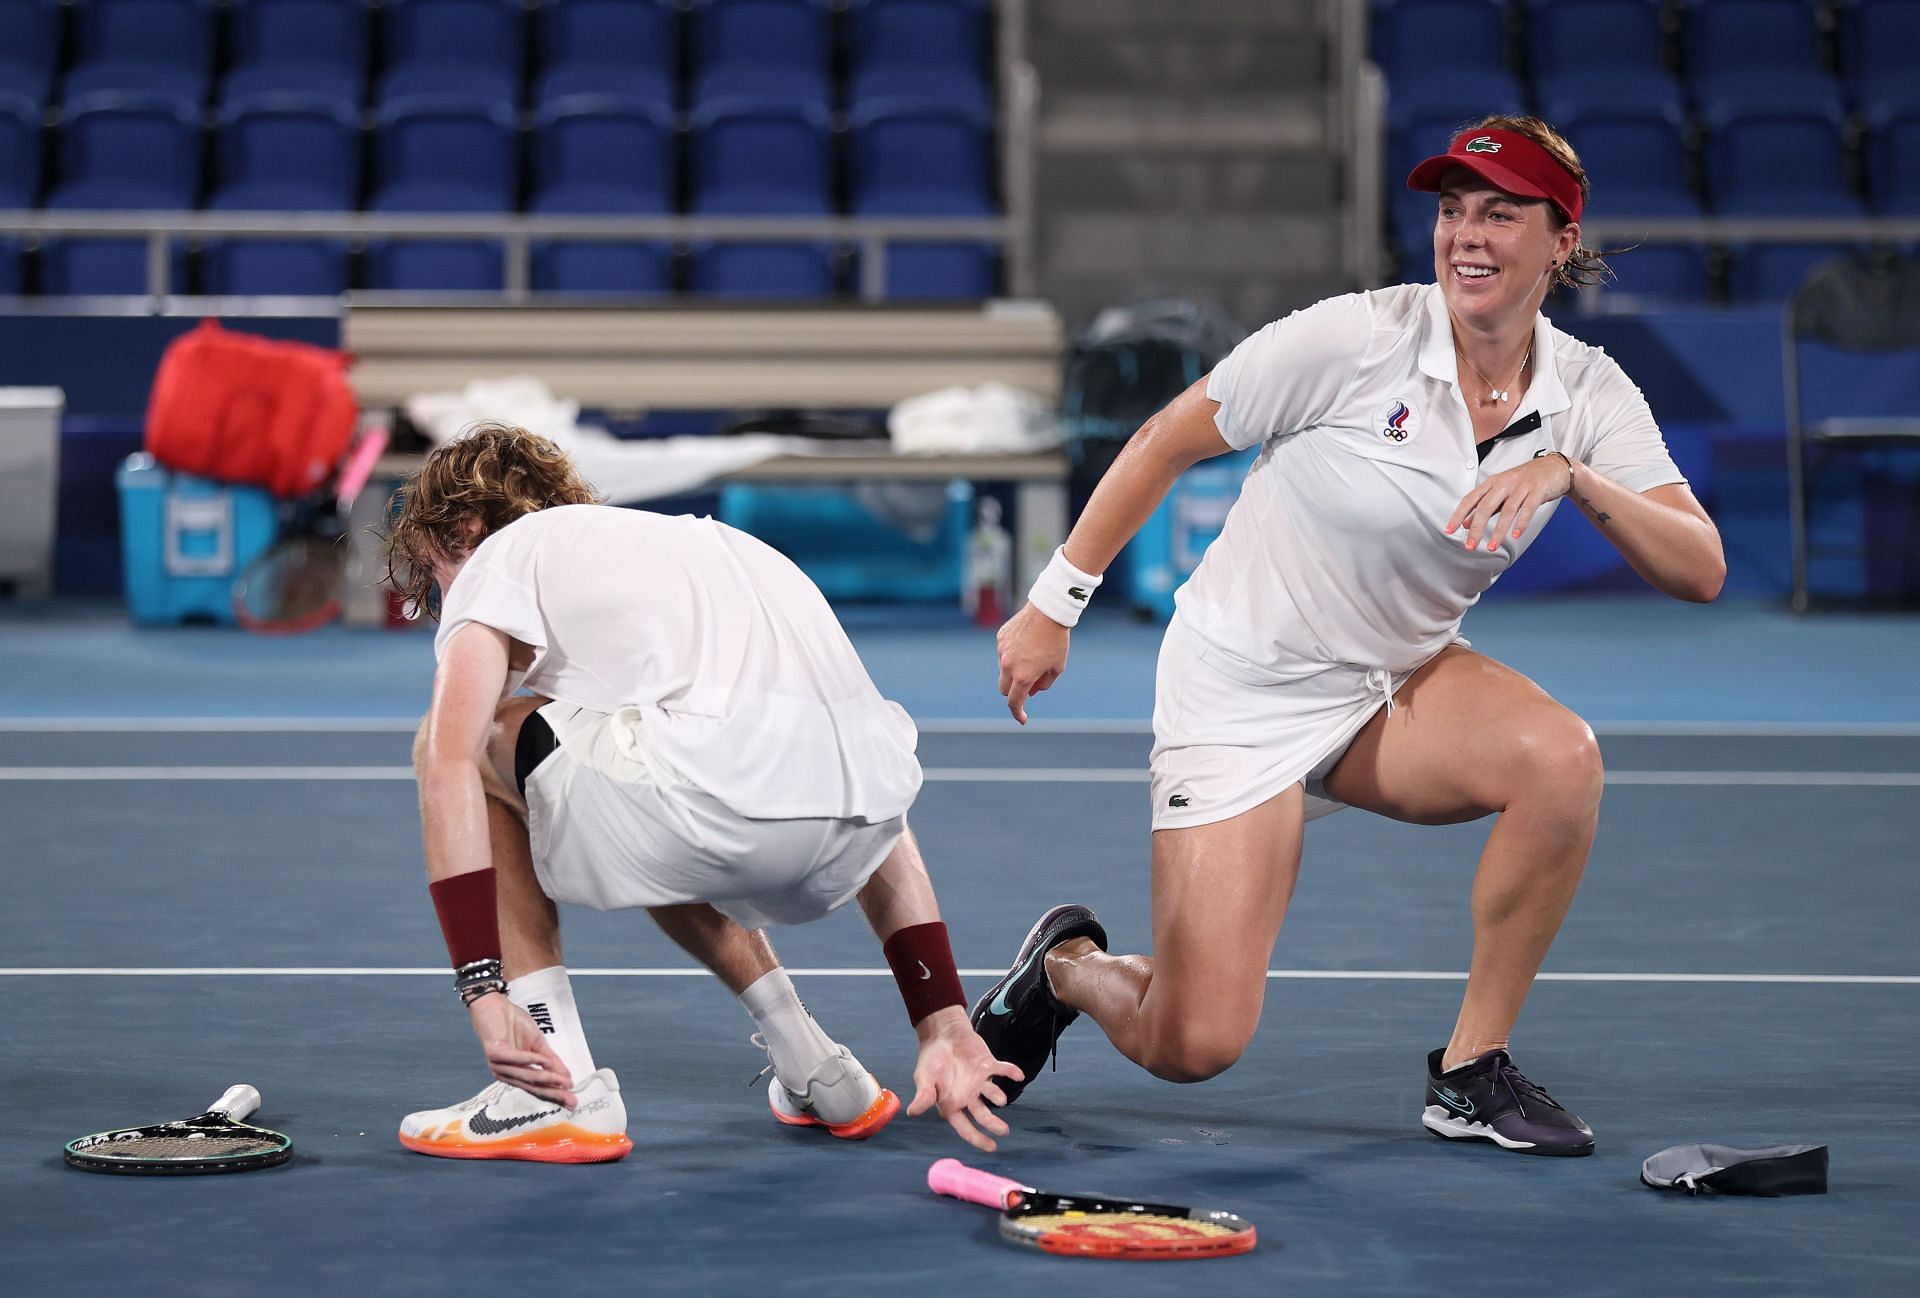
xmin=908 ymin=1009 xmax=1024 ymax=1152
xmin=468 ymin=992 xmax=579 ymax=1108
xmin=997 ymin=603 xmax=1070 ymax=725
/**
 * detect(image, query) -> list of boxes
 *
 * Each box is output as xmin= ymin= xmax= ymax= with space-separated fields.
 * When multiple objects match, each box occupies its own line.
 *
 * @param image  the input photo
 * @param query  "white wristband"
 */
xmin=1026 ymin=546 xmax=1103 ymax=628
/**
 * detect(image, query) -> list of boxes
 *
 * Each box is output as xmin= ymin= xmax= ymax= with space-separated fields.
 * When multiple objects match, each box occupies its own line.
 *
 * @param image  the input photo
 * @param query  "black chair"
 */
xmin=1784 ymin=251 xmax=1920 ymax=611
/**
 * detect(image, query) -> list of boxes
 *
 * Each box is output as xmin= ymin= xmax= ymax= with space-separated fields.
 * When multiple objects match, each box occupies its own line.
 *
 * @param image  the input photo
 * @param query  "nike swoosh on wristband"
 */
xmin=916 ymin=961 xmax=932 ymax=980
xmin=468 ymin=1104 xmax=561 ymax=1136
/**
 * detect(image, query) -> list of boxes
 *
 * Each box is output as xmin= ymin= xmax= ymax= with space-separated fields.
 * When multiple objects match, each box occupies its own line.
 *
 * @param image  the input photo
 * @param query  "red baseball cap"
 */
xmin=1406 ymin=127 xmax=1584 ymax=224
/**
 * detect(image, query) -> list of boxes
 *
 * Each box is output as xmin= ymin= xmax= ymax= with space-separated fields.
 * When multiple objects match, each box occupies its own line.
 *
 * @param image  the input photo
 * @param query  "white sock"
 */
xmin=738 ymin=968 xmax=837 ymax=1092
xmin=508 ymin=965 xmax=597 ymax=1085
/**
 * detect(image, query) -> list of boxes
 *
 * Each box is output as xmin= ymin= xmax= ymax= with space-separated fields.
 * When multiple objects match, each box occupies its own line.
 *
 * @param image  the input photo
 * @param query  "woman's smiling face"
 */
xmin=1432 ymin=167 xmax=1578 ymax=329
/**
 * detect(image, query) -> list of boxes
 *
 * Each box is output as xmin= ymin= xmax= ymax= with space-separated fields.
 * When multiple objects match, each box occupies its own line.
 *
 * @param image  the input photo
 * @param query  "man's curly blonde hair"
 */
xmin=383 ymin=422 xmax=602 ymax=619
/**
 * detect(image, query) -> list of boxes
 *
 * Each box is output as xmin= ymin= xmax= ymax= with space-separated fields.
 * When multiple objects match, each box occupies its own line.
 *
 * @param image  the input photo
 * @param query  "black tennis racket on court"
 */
xmin=928 ymin=1158 xmax=1256 ymax=1259
xmin=232 ymin=425 xmax=390 ymax=634
xmin=65 ymin=1084 xmax=293 ymax=1175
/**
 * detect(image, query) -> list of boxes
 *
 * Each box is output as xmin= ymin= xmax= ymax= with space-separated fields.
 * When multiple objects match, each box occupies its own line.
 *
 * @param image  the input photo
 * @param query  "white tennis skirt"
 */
xmin=524 ymin=704 xmax=904 ymax=929
xmin=1148 ymin=619 xmax=1458 ymax=831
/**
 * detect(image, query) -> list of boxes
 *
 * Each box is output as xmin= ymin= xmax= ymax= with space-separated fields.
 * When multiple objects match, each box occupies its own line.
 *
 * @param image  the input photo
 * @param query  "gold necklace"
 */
xmin=1456 ymin=342 xmax=1532 ymax=406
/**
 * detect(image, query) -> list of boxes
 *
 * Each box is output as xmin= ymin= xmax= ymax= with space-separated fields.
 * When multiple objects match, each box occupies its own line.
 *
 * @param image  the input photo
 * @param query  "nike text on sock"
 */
xmin=507 ymin=965 xmax=597 ymax=1083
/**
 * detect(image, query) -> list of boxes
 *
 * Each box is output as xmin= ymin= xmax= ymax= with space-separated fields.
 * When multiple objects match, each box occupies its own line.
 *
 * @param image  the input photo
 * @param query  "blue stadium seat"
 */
xmin=1865 ymin=105 xmax=1920 ymax=214
xmin=847 ymin=0 xmax=990 ymax=117
xmin=531 ymin=242 xmax=674 ymax=294
xmin=1681 ymin=0 xmax=1844 ymax=118
xmin=689 ymin=0 xmax=832 ymax=110
xmin=1373 ymin=0 xmax=1523 ymax=118
xmin=1563 ymin=106 xmax=1711 ymax=300
xmin=379 ymin=0 xmax=526 ymax=108
xmin=64 ymin=0 xmax=214 ymax=106
xmin=223 ymin=0 xmax=370 ymax=105
xmin=531 ymin=95 xmax=675 ymax=211
xmin=42 ymin=92 xmax=200 ymax=293
xmin=849 ymin=101 xmax=996 ymax=298
xmin=689 ymin=243 xmax=836 ymax=297
xmin=688 ymin=99 xmax=833 ymax=297
xmin=850 ymin=103 xmax=992 ymax=215
xmin=202 ymin=96 xmax=360 ymax=294
xmin=529 ymin=95 xmax=675 ymax=294
xmin=0 ymin=92 xmax=39 ymax=208
xmin=536 ymin=0 xmax=677 ymax=108
xmin=1706 ymin=102 xmax=1863 ymax=303
xmin=1704 ymin=105 xmax=1862 ymax=216
xmin=366 ymin=97 xmax=519 ymax=290
xmin=0 ymin=0 xmax=60 ymax=106
xmin=1843 ymin=0 xmax=1920 ymax=117
xmin=1527 ymin=0 xmax=1683 ymax=122
xmin=689 ymin=100 xmax=832 ymax=214
xmin=1562 ymin=105 xmax=1698 ymax=215
xmin=214 ymin=97 xmax=360 ymax=210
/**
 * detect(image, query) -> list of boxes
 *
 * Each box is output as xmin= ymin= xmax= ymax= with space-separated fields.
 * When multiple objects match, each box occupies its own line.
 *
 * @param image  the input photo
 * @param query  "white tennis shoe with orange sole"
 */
xmin=766 ymin=1045 xmax=900 ymax=1140
xmin=399 ymin=1068 xmax=633 ymax=1163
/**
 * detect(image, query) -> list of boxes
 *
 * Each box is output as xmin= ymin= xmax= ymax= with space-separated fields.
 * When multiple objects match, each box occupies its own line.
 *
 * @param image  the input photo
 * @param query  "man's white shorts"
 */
xmin=523 ymin=703 xmax=903 ymax=929
xmin=1148 ymin=619 xmax=1459 ymax=831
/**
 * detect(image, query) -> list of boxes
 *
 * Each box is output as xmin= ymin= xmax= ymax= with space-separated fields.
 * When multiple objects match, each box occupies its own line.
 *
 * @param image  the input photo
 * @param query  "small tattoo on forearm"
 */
xmin=1578 ymin=495 xmax=1611 ymax=525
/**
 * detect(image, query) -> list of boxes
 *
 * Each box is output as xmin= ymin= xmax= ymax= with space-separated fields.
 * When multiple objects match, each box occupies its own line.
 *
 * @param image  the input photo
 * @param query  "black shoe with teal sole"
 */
xmin=969 ymin=904 xmax=1107 ymax=1106
xmin=1423 ymin=1048 xmax=1595 ymax=1156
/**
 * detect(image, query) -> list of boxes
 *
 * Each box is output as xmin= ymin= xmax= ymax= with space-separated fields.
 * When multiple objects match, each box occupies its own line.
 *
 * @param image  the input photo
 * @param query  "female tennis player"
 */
xmin=979 ymin=116 xmax=1725 ymax=1157
xmin=387 ymin=424 xmax=1020 ymax=1160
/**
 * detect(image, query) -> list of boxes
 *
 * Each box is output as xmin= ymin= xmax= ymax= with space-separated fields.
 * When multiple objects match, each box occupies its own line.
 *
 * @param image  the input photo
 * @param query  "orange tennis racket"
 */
xmin=928 ymin=1158 xmax=1256 ymax=1259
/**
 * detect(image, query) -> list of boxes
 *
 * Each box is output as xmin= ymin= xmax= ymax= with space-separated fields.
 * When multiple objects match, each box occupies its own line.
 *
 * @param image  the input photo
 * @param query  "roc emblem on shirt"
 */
xmin=1378 ymin=399 xmax=1416 ymax=443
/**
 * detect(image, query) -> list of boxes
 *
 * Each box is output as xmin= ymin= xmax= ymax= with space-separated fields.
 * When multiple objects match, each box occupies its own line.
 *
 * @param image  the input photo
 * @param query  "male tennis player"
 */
xmin=388 ymin=423 xmax=1020 ymax=1160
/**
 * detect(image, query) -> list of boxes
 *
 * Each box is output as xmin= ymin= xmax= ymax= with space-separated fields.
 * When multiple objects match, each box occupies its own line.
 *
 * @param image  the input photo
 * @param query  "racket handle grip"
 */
xmin=928 ymin=1158 xmax=1031 ymax=1210
xmin=209 ymin=1085 xmax=262 ymax=1121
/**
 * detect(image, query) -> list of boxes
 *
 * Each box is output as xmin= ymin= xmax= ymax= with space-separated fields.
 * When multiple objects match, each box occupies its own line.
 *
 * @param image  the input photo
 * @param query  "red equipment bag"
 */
xmin=145 ymin=319 xmax=358 ymax=499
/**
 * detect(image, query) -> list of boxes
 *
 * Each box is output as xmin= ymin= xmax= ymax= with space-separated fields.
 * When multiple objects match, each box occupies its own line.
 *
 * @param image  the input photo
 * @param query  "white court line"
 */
xmin=0 ymin=967 xmax=1914 ymax=985
xmin=0 ymin=717 xmax=419 ymax=732
xmin=6 ymin=717 xmax=1920 ymax=737
xmin=6 ymin=766 xmax=1920 ymax=786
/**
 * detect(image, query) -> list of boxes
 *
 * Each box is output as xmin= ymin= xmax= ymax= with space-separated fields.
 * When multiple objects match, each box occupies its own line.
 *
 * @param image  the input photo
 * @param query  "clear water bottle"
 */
xmin=964 ymin=496 xmax=1013 ymax=627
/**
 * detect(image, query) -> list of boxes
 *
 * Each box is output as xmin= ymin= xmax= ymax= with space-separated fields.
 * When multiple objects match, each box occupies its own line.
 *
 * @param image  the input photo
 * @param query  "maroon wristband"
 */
xmin=882 ymin=922 xmax=968 ymax=1026
xmin=428 ymin=868 xmax=500 ymax=968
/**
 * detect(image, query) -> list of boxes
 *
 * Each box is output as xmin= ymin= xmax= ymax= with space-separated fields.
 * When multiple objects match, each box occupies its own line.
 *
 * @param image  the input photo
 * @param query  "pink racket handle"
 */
xmin=335 ymin=425 xmax=391 ymax=510
xmin=928 ymin=1158 xmax=1033 ymax=1210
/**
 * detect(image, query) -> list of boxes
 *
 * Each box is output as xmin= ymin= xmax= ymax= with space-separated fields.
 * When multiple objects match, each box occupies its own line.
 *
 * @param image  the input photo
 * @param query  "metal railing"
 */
xmin=0 ymin=210 xmax=1024 ymax=306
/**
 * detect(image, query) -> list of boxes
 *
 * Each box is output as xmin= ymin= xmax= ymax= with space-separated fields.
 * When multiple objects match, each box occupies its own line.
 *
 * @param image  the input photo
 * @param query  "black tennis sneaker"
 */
xmin=1422 ymin=1048 xmax=1595 ymax=1156
xmin=969 ymin=903 xmax=1107 ymax=1106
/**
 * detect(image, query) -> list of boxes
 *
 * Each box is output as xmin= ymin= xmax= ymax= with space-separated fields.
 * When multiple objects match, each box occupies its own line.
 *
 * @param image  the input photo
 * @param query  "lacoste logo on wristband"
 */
xmin=1068 ymin=586 xmax=1088 ymax=601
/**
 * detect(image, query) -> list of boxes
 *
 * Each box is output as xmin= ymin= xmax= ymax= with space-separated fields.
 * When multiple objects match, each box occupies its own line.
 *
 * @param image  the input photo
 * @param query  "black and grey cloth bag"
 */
xmin=1640 ymin=1143 xmax=1829 ymax=1196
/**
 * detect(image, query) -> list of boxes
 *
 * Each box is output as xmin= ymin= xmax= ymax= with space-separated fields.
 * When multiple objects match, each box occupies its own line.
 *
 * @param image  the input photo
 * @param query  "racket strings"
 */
xmin=1019 ymin=1211 xmax=1237 ymax=1239
xmin=78 ymin=1132 xmax=280 ymax=1159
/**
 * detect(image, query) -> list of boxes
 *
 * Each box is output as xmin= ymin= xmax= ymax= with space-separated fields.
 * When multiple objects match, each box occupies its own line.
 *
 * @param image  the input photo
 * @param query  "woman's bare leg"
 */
xmin=1046 ymin=785 xmax=1306 ymax=1082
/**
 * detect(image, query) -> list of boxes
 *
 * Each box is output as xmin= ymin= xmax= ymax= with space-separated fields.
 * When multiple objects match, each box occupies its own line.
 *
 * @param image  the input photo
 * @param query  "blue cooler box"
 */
xmin=116 ymin=453 xmax=278 ymax=625
xmin=719 ymin=481 xmax=973 ymax=602
xmin=1128 ymin=447 xmax=1258 ymax=620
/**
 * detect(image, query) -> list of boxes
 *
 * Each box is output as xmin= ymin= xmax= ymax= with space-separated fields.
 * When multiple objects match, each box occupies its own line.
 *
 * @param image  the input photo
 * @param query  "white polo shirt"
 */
xmin=1180 ymin=281 xmax=1686 ymax=675
xmin=435 ymin=504 xmax=922 ymax=823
